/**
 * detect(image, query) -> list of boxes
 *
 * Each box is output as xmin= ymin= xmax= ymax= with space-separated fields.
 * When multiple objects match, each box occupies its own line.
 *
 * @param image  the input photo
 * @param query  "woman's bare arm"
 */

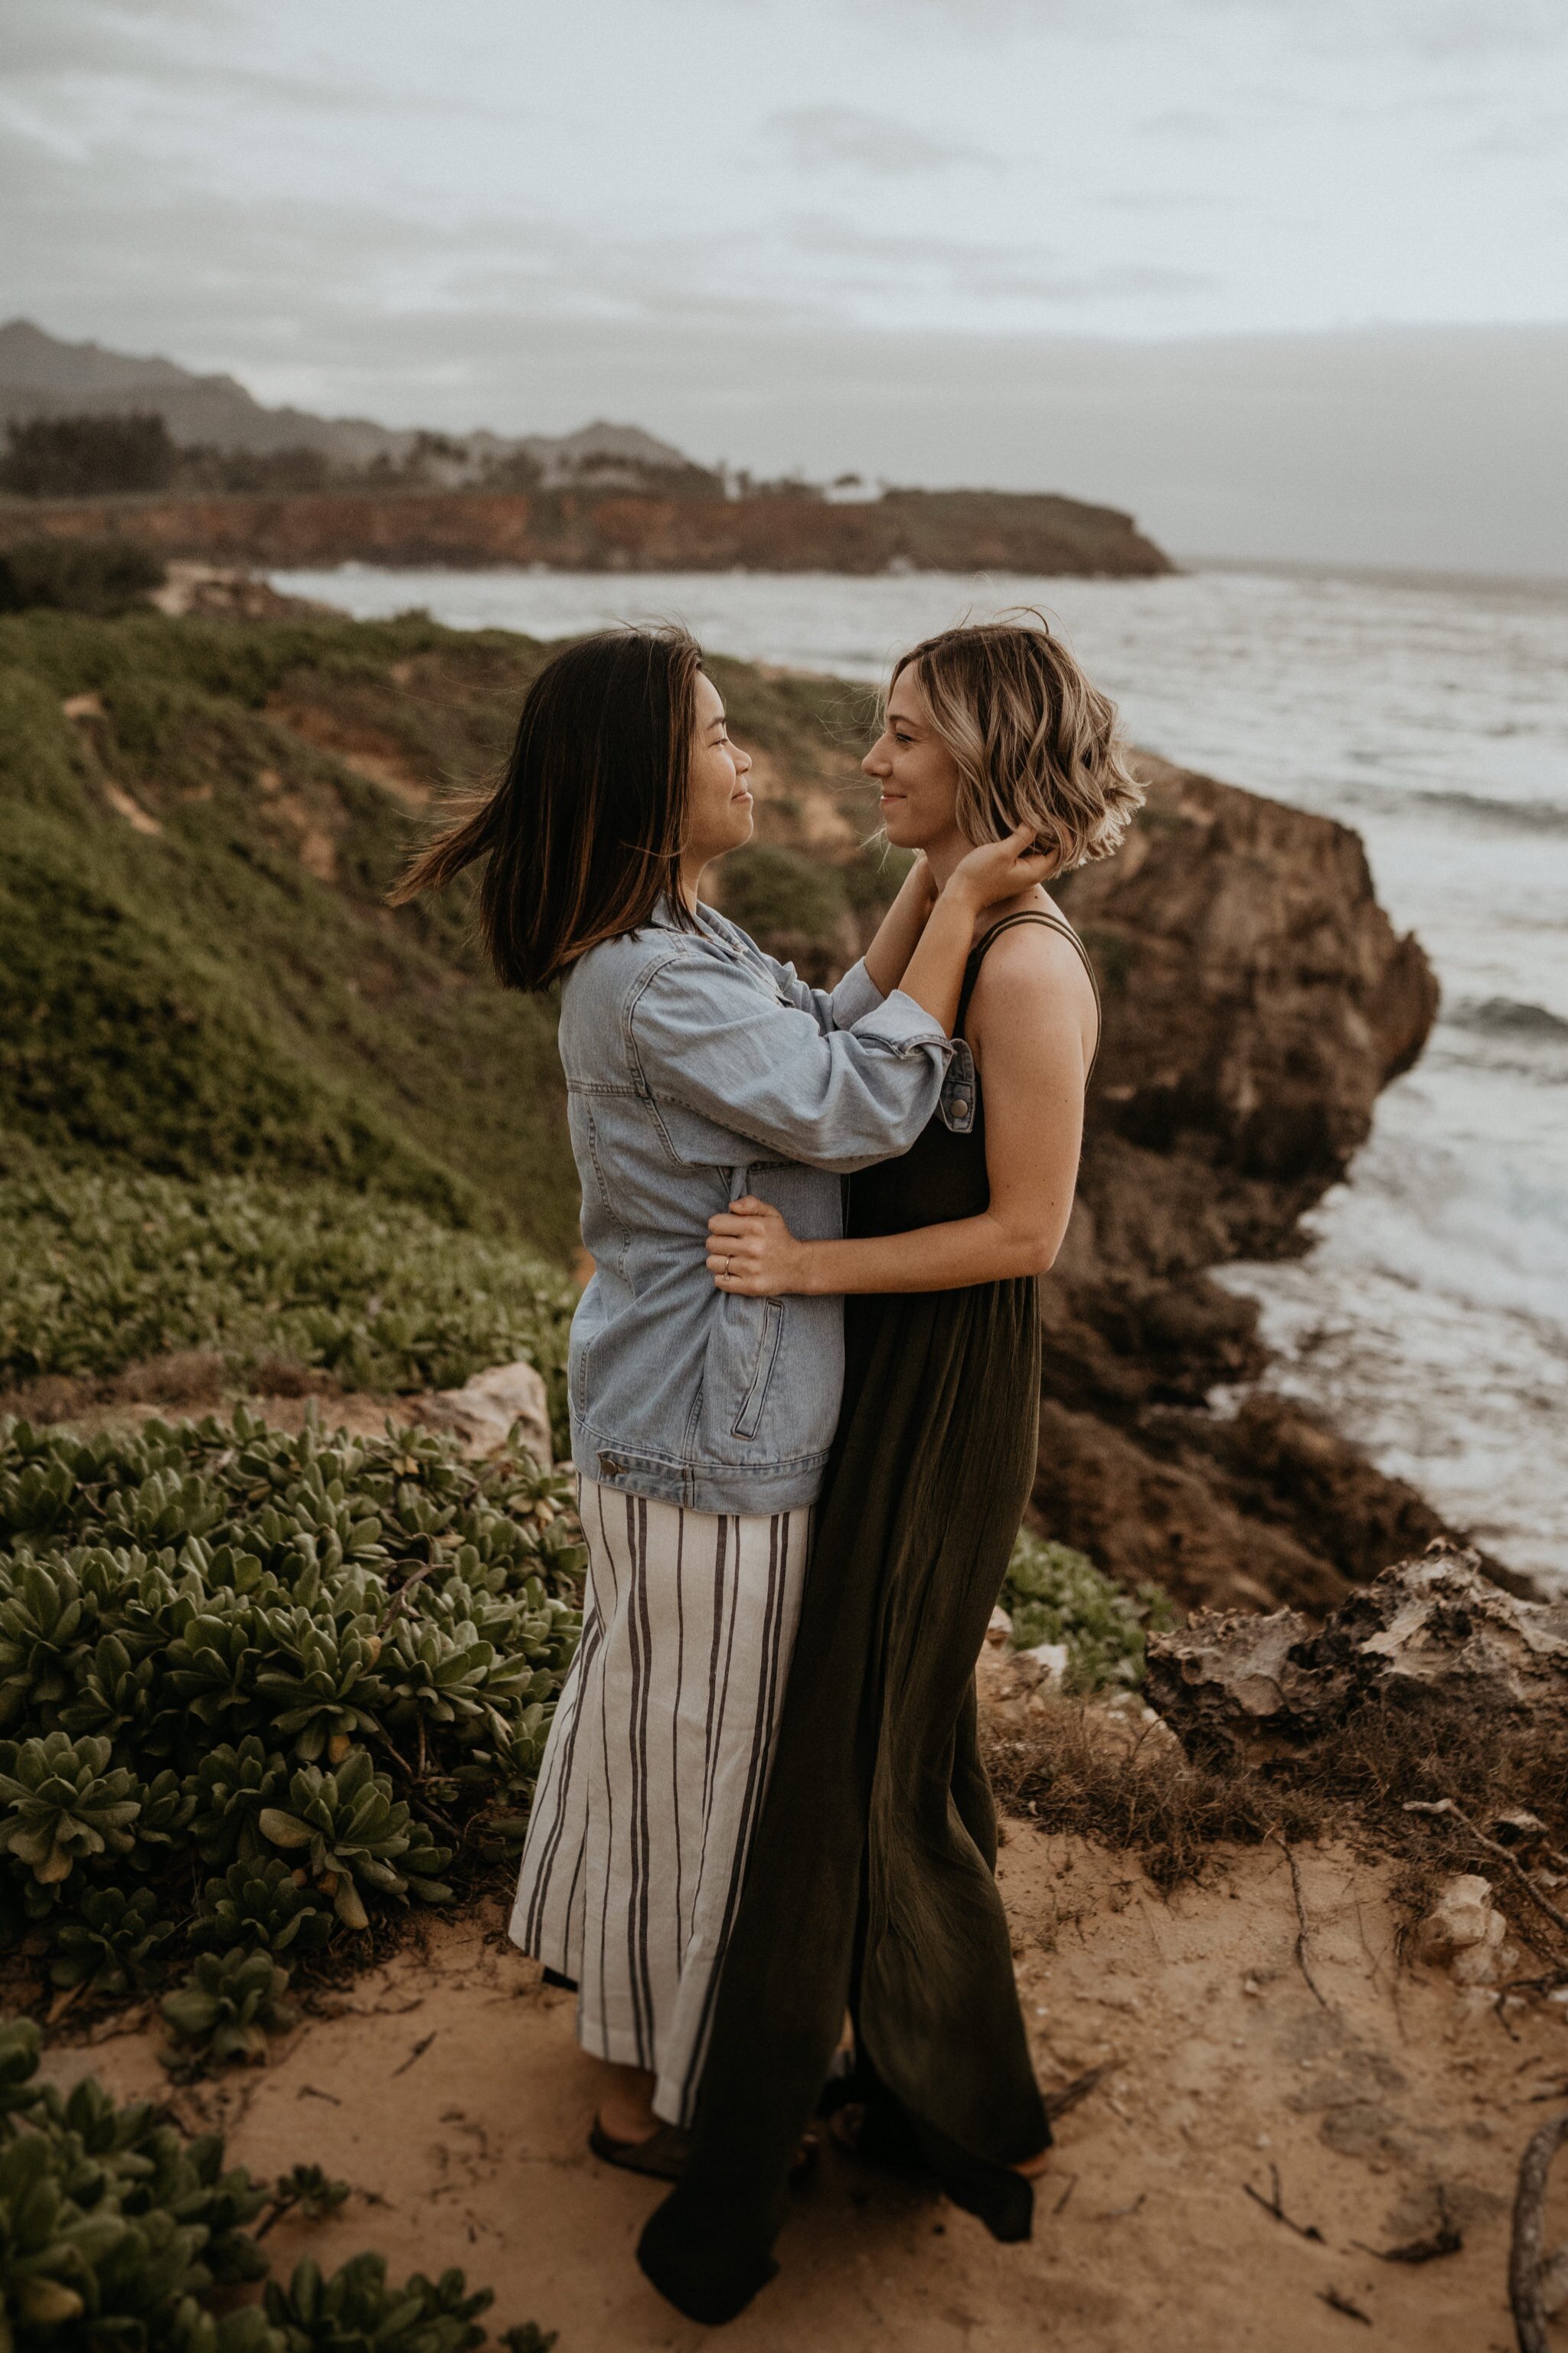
xmin=885 ymin=827 xmax=1048 ymax=1037
xmin=707 ymin=924 xmax=1095 ymax=1296
xmin=860 ymin=855 xmax=938 ymax=999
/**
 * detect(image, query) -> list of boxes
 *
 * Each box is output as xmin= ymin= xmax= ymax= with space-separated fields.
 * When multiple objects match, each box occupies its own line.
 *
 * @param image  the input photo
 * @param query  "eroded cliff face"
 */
xmin=0 ymin=485 xmax=1172 ymax=577
xmin=1032 ymin=756 xmax=1470 ymax=1615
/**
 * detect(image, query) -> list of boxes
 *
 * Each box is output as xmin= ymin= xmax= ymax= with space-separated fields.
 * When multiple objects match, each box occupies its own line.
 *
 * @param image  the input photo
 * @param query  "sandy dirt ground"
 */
xmin=37 ymin=1830 xmax=1568 ymax=2353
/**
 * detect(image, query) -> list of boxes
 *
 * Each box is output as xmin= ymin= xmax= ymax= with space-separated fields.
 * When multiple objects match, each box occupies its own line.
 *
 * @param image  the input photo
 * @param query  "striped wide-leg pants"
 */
xmin=510 ymin=1479 xmax=812 ymax=2126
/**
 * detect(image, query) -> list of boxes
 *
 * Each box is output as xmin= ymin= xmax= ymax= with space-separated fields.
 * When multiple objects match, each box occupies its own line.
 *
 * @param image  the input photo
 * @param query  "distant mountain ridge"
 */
xmin=0 ymin=319 xmax=1174 ymax=574
xmin=0 ymin=319 xmax=691 ymax=485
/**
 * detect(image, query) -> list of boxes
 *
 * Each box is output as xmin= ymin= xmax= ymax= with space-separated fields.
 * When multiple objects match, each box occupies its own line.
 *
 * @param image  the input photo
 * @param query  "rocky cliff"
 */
xmin=1033 ymin=756 xmax=1482 ymax=1614
xmin=0 ymin=483 xmax=1172 ymax=577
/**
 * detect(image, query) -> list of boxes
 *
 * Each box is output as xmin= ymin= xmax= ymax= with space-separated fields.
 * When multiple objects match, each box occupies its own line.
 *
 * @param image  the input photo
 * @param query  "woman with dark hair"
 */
xmin=392 ymin=626 xmax=1047 ymax=2175
xmin=639 ymin=616 xmax=1144 ymax=2323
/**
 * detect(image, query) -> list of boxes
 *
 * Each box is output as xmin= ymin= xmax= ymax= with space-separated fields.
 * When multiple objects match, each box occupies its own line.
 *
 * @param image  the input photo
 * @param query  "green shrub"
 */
xmin=0 ymin=2017 xmax=552 ymax=2351
xmin=0 ymin=1408 xmax=584 ymax=2053
xmin=0 ymin=1160 xmax=575 ymax=1432
xmin=0 ymin=538 xmax=166 ymax=617
xmin=1001 ymin=1530 xmax=1174 ymax=1694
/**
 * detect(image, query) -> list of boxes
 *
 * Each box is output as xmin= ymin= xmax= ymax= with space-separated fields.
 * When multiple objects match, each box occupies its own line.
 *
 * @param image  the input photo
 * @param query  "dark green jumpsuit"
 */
xmin=639 ymin=910 xmax=1099 ymax=2325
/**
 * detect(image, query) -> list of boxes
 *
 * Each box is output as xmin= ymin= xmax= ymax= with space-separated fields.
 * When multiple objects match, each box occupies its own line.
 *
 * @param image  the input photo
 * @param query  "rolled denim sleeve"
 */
xmin=628 ymin=953 xmax=953 ymax=1171
xmin=752 ymin=950 xmax=887 ymax=1037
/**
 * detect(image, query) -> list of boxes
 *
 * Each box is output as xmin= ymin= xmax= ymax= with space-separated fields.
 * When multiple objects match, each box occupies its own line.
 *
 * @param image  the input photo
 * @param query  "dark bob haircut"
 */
xmin=389 ymin=626 xmax=704 ymax=990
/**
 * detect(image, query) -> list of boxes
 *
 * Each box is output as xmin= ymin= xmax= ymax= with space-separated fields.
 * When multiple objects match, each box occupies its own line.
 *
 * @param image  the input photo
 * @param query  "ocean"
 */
xmin=270 ymin=562 xmax=1568 ymax=1587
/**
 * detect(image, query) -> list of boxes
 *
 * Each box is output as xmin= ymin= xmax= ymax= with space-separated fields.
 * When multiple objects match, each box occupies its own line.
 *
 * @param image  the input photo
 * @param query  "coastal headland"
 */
xmin=0 ymin=484 xmax=1173 ymax=577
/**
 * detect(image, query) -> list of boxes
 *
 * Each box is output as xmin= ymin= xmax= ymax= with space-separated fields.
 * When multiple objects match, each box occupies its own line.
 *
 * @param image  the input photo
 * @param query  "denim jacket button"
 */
xmin=952 ymin=1096 xmax=971 ymax=1118
xmin=599 ymin=1452 xmax=622 ymax=1477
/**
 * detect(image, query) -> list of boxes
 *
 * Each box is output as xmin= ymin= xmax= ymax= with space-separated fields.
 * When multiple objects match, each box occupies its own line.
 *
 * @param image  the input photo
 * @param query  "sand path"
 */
xmin=38 ymin=1828 xmax=1567 ymax=2353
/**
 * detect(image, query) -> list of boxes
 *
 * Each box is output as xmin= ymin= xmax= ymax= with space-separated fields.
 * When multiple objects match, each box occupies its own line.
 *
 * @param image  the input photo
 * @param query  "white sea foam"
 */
xmin=273 ymin=560 xmax=1568 ymax=1583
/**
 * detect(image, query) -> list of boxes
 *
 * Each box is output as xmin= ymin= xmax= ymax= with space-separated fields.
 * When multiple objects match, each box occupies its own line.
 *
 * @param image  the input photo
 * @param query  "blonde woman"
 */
xmin=640 ymin=617 xmax=1144 ymax=2324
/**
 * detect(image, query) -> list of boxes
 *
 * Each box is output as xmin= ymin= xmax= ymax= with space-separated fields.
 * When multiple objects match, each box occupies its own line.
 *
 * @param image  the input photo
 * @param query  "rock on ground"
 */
xmin=1145 ymin=1542 xmax=1568 ymax=1761
xmin=410 ymin=1361 xmax=553 ymax=1465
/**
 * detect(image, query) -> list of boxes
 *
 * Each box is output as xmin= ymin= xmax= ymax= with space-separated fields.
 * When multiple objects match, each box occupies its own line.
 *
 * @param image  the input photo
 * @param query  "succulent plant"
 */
xmin=102 ymin=1466 xmax=225 ymax=1549
xmin=50 ymin=1882 xmax=171 ymax=1995
xmin=185 ymin=1738 xmax=291 ymax=1868
xmin=0 ymin=1557 xmax=96 ymax=1727
xmin=161 ymin=1950 xmax=297 ymax=2067
xmin=0 ymin=2129 xmax=126 ymax=2333
xmin=263 ymin=2252 xmax=493 ymax=2353
xmin=0 ymin=1730 xmax=140 ymax=1883
xmin=0 ymin=1451 xmax=77 ymax=1544
xmin=176 ymin=2131 xmax=273 ymax=2284
xmin=253 ymin=1611 xmax=387 ymax=1764
xmin=167 ymin=2299 xmax=289 ymax=2353
xmin=1001 ymin=1530 xmax=1175 ymax=1693
xmin=166 ymin=1606 xmax=265 ymax=1739
xmin=132 ymin=1765 xmax=198 ymax=1856
xmin=258 ymin=1750 xmax=449 ymax=1930
xmin=378 ymin=1619 xmax=496 ymax=1734
xmin=263 ymin=2164 xmax=350 ymax=2229
xmin=190 ymin=1858 xmax=332 ymax=1958
xmin=0 ymin=2020 xmax=46 ymax=2123
xmin=58 ymin=1629 xmax=162 ymax=1747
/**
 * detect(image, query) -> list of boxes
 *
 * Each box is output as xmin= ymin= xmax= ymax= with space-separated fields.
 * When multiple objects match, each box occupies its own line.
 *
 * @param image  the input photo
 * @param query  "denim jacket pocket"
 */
xmin=731 ymin=1297 xmax=786 ymax=1439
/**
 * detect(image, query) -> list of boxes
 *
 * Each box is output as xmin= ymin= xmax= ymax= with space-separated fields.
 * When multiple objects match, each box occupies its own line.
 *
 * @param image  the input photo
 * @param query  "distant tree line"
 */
xmin=0 ymin=410 xmax=828 ymax=503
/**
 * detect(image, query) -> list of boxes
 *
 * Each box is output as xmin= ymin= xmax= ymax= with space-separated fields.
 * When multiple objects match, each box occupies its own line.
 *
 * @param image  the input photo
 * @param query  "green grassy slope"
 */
xmin=0 ymin=609 xmax=895 ymax=1403
xmin=0 ymin=610 xmax=566 ymax=1245
xmin=0 ymin=609 xmax=880 ymax=1255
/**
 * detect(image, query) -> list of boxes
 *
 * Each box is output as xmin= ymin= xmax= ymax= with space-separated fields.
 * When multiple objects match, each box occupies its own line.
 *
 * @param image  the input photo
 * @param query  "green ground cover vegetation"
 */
xmin=0 ymin=1408 xmax=583 ymax=2047
xmin=0 ymin=2018 xmax=554 ymax=2353
xmin=1001 ymin=1531 xmax=1174 ymax=1693
xmin=0 ymin=1154 xmax=574 ymax=1431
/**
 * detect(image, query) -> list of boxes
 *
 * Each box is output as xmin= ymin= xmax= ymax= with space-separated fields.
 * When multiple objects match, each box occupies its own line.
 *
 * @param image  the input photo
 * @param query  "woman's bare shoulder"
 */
xmin=969 ymin=913 xmax=1095 ymax=1003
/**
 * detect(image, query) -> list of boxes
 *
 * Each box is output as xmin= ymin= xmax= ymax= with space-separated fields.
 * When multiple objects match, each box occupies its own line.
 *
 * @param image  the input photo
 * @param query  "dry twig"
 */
xmin=390 ymin=2030 xmax=436 ymax=2078
xmin=1272 ymin=1834 xmax=1328 ymax=2009
xmin=1043 ymin=2062 xmax=1116 ymax=2122
xmin=1243 ymin=2163 xmax=1325 ymax=2244
xmin=1510 ymin=2110 xmax=1568 ymax=2353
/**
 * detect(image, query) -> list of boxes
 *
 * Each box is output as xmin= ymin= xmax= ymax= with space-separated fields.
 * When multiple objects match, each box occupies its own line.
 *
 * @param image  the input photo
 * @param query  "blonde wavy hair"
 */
xmin=888 ymin=612 xmax=1145 ymax=871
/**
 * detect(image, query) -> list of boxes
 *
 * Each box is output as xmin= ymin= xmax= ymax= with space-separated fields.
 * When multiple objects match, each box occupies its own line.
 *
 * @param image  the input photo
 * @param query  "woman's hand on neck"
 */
xmin=927 ymin=827 xmax=1053 ymax=936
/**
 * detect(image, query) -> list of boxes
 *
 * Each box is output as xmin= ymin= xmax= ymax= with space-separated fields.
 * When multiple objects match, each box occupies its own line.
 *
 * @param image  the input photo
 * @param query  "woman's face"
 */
xmin=862 ymin=669 xmax=965 ymax=855
xmin=683 ymin=670 xmax=754 ymax=868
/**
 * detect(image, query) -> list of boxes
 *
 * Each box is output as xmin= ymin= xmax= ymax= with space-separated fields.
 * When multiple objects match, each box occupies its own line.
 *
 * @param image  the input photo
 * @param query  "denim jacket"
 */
xmin=560 ymin=900 xmax=975 ymax=1515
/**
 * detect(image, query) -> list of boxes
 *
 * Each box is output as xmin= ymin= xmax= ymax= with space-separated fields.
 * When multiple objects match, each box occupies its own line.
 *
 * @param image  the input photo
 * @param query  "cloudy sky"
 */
xmin=4 ymin=0 xmax=1566 ymax=567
